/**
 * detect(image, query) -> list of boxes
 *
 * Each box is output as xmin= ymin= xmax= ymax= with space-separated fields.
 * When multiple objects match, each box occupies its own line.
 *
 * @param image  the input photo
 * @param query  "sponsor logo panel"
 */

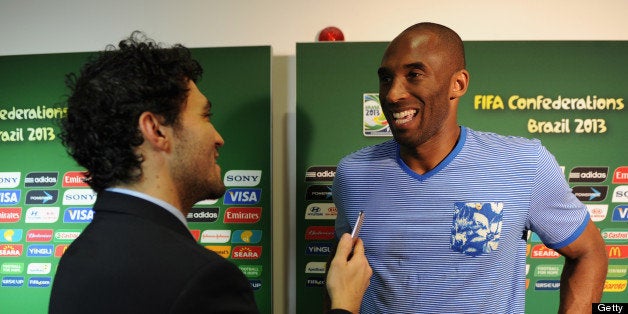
xmin=25 ymin=207 xmax=59 ymax=223
xmin=25 ymin=190 xmax=58 ymax=205
xmin=250 ymin=279 xmax=262 ymax=291
xmin=189 ymin=230 xmax=200 ymax=242
xmin=305 ymin=226 xmax=335 ymax=240
xmin=27 ymin=263 xmax=52 ymax=275
xmin=0 ymin=229 xmax=23 ymax=242
xmin=305 ymin=242 xmax=333 ymax=256
xmin=205 ymin=246 xmax=231 ymax=259
xmin=231 ymin=230 xmax=262 ymax=244
xmin=572 ymin=186 xmax=608 ymax=202
xmin=0 ymin=190 xmax=21 ymax=205
xmin=0 ymin=172 xmax=21 ymax=188
xmin=62 ymin=189 xmax=97 ymax=205
xmin=305 ymin=203 xmax=338 ymax=220
xmin=54 ymin=230 xmax=81 ymax=243
xmin=607 ymin=265 xmax=628 ymax=278
xmin=612 ymin=186 xmax=628 ymax=203
xmin=305 ymin=262 xmax=327 ymax=274
xmin=306 ymin=185 xmax=333 ymax=201
xmin=54 ymin=245 xmax=69 ymax=258
xmin=568 ymin=167 xmax=608 ymax=183
xmin=612 ymin=205 xmax=628 ymax=222
xmin=1 ymin=276 xmax=25 ymax=287
xmin=28 ymin=277 xmax=51 ymax=288
xmin=613 ymin=166 xmax=628 ymax=184
xmin=0 ymin=244 xmax=23 ymax=257
xmin=305 ymin=166 xmax=336 ymax=182
xmin=27 ymin=244 xmax=53 ymax=257
xmin=534 ymin=280 xmax=561 ymax=291
xmin=200 ymin=230 xmax=231 ymax=244
xmin=224 ymin=170 xmax=262 ymax=187
xmin=601 ymin=229 xmax=628 ymax=243
xmin=603 ymin=279 xmax=627 ymax=292
xmin=1 ymin=263 xmax=23 ymax=275
xmin=231 ymin=246 xmax=262 ymax=260
xmin=530 ymin=244 xmax=560 ymax=258
xmin=223 ymin=188 xmax=261 ymax=205
xmin=606 ymin=245 xmax=628 ymax=259
xmin=534 ymin=264 xmax=563 ymax=277
xmin=306 ymin=276 xmax=326 ymax=287
xmin=239 ymin=265 xmax=262 ymax=278
xmin=186 ymin=207 xmax=219 ymax=223
xmin=224 ymin=207 xmax=262 ymax=224
xmin=24 ymin=172 xmax=58 ymax=187
xmin=0 ymin=207 xmax=21 ymax=223
xmin=195 ymin=199 xmax=218 ymax=205
xmin=586 ymin=204 xmax=608 ymax=222
xmin=62 ymin=171 xmax=88 ymax=187
xmin=63 ymin=208 xmax=94 ymax=223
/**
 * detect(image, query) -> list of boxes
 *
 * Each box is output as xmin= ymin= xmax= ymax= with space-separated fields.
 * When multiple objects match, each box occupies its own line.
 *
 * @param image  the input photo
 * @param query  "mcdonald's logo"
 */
xmin=605 ymin=245 xmax=628 ymax=259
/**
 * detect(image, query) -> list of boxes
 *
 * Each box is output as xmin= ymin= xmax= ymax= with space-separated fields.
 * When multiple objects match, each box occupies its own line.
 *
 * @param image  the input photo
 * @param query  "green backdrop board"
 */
xmin=296 ymin=41 xmax=627 ymax=313
xmin=0 ymin=46 xmax=272 ymax=313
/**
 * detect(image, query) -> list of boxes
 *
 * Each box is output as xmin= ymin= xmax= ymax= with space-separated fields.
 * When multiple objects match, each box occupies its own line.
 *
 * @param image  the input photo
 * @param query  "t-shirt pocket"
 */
xmin=451 ymin=202 xmax=504 ymax=257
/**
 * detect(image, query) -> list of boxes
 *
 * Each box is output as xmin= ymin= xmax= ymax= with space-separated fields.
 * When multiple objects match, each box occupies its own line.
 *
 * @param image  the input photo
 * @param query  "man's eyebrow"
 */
xmin=405 ymin=62 xmax=427 ymax=71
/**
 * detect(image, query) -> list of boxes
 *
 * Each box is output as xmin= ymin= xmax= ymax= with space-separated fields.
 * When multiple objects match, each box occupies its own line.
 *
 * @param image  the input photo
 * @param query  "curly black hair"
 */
xmin=60 ymin=31 xmax=203 ymax=193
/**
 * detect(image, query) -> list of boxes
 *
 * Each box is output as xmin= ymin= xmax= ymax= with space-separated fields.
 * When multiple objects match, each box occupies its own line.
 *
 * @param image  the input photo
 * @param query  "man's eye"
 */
xmin=378 ymin=75 xmax=392 ymax=84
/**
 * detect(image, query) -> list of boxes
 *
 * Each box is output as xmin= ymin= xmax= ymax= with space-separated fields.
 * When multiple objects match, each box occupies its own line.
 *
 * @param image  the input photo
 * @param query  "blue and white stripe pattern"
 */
xmin=333 ymin=126 xmax=589 ymax=313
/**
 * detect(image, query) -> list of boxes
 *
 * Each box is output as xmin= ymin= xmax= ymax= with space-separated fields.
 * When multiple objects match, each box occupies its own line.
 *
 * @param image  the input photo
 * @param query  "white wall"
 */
xmin=2 ymin=1 xmax=626 ymax=313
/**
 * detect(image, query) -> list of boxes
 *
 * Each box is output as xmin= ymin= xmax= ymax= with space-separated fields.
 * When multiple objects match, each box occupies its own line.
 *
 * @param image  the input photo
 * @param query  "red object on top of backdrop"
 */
xmin=318 ymin=26 xmax=345 ymax=41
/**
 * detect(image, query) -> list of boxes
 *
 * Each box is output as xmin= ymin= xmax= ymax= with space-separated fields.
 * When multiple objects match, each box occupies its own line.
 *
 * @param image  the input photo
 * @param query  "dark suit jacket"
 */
xmin=49 ymin=191 xmax=259 ymax=314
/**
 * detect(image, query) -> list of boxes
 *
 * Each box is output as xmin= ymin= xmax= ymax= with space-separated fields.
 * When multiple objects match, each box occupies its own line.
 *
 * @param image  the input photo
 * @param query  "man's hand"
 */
xmin=326 ymin=233 xmax=372 ymax=314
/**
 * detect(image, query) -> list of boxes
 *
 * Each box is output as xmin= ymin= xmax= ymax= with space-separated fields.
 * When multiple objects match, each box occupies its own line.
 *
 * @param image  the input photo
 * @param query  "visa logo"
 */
xmin=613 ymin=205 xmax=628 ymax=222
xmin=27 ymin=244 xmax=53 ymax=257
xmin=63 ymin=208 xmax=94 ymax=223
xmin=0 ymin=190 xmax=20 ymax=205
xmin=223 ymin=188 xmax=261 ymax=205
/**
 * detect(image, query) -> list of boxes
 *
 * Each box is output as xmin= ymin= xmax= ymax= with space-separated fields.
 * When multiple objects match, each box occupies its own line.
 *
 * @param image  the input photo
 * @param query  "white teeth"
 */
xmin=392 ymin=110 xmax=416 ymax=124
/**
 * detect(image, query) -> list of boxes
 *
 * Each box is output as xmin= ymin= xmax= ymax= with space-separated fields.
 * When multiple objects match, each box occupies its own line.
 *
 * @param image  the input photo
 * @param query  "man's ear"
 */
xmin=450 ymin=69 xmax=469 ymax=100
xmin=138 ymin=111 xmax=170 ymax=151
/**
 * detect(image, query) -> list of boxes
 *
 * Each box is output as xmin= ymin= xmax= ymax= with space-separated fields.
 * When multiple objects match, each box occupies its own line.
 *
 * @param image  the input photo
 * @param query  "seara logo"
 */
xmin=223 ymin=170 xmax=262 ymax=187
xmin=224 ymin=207 xmax=262 ymax=224
xmin=305 ymin=166 xmax=337 ymax=182
xmin=231 ymin=246 xmax=262 ymax=260
xmin=223 ymin=188 xmax=261 ymax=205
xmin=0 ymin=244 xmax=23 ymax=257
xmin=530 ymin=244 xmax=560 ymax=258
xmin=0 ymin=172 xmax=20 ymax=188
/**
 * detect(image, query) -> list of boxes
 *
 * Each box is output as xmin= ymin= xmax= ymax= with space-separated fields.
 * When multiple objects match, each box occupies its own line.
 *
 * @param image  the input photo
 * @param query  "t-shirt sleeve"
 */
xmin=527 ymin=143 xmax=590 ymax=250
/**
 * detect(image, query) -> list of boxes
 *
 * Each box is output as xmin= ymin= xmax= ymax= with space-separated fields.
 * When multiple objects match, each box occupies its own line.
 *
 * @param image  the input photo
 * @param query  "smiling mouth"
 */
xmin=392 ymin=109 xmax=417 ymax=125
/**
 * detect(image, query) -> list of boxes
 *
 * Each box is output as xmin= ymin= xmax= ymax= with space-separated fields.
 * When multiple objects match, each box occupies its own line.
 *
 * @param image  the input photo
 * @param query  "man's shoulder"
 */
xmin=465 ymin=127 xmax=542 ymax=151
xmin=338 ymin=139 xmax=397 ymax=164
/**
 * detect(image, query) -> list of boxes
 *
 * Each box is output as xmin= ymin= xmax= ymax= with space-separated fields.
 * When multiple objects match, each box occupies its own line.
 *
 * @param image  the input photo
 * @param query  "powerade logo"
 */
xmin=568 ymin=167 xmax=608 ymax=183
xmin=571 ymin=186 xmax=608 ymax=202
xmin=186 ymin=207 xmax=219 ymax=223
xmin=534 ymin=280 xmax=560 ymax=290
xmin=25 ymin=190 xmax=58 ymax=205
xmin=305 ymin=166 xmax=337 ymax=182
xmin=63 ymin=189 xmax=97 ymax=205
xmin=0 ymin=229 xmax=23 ymax=242
xmin=0 ymin=190 xmax=20 ymax=205
xmin=27 ymin=244 xmax=53 ymax=257
xmin=0 ymin=172 xmax=20 ymax=188
xmin=613 ymin=205 xmax=628 ymax=222
xmin=231 ymin=230 xmax=262 ymax=244
xmin=1 ymin=276 xmax=24 ymax=287
xmin=63 ymin=208 xmax=94 ymax=223
xmin=306 ymin=185 xmax=333 ymax=201
xmin=24 ymin=172 xmax=58 ymax=187
xmin=28 ymin=277 xmax=51 ymax=288
xmin=223 ymin=188 xmax=261 ymax=205
xmin=223 ymin=170 xmax=262 ymax=187
xmin=305 ymin=242 xmax=333 ymax=256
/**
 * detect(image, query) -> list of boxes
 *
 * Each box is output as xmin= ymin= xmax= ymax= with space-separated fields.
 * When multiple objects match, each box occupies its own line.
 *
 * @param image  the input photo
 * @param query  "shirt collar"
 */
xmin=105 ymin=187 xmax=188 ymax=227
